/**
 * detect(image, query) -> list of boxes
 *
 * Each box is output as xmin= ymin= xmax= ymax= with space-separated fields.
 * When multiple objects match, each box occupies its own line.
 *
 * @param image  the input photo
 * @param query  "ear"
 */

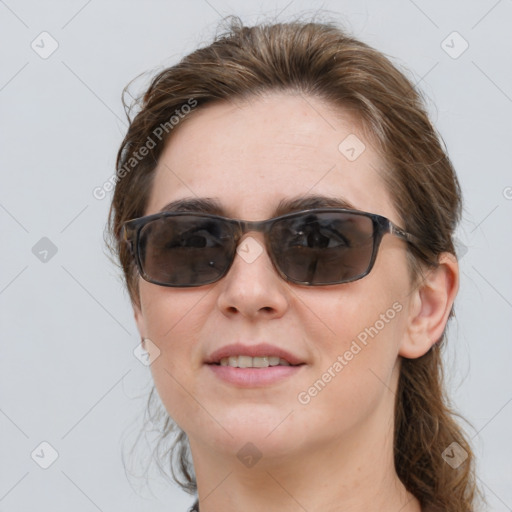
xmin=399 ymin=252 xmax=459 ymax=359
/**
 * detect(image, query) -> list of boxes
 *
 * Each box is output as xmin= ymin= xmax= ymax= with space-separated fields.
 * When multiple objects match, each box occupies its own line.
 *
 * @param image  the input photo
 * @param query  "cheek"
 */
xmin=292 ymin=265 xmax=408 ymax=417
xmin=138 ymin=284 xmax=212 ymax=425
xmin=302 ymin=292 xmax=404 ymax=370
xmin=291 ymin=302 xmax=403 ymax=442
xmin=139 ymin=282 xmax=211 ymax=343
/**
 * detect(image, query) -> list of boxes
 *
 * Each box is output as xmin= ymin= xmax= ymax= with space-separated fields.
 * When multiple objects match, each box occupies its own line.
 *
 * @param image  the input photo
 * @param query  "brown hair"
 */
xmin=108 ymin=16 xmax=481 ymax=511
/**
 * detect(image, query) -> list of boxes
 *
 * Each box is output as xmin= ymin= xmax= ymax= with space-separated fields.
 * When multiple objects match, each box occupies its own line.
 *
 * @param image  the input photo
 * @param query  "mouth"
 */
xmin=206 ymin=343 xmax=304 ymax=367
xmin=205 ymin=343 xmax=305 ymax=387
xmin=215 ymin=355 xmax=298 ymax=368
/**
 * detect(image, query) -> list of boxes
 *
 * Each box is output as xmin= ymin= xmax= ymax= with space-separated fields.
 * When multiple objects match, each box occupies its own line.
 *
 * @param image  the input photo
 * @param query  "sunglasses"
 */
xmin=121 ymin=208 xmax=420 ymax=287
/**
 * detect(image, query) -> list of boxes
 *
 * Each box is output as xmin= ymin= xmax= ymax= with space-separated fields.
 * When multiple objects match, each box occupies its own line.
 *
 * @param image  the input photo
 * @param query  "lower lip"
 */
xmin=207 ymin=364 xmax=303 ymax=387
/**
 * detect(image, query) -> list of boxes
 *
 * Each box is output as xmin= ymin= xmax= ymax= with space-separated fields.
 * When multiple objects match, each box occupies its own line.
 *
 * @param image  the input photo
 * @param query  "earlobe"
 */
xmin=399 ymin=253 xmax=459 ymax=359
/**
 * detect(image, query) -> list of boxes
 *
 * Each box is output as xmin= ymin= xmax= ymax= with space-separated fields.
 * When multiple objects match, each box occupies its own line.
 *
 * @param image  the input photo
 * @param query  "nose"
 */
xmin=216 ymin=234 xmax=290 ymax=319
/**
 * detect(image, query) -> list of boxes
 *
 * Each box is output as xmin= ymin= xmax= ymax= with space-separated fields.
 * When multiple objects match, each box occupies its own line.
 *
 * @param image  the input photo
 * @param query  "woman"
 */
xmin=108 ymin=17 xmax=479 ymax=512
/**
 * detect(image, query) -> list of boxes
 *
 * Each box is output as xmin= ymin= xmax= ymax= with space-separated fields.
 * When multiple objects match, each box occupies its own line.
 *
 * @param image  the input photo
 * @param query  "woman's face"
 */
xmin=134 ymin=93 xmax=418 ymax=463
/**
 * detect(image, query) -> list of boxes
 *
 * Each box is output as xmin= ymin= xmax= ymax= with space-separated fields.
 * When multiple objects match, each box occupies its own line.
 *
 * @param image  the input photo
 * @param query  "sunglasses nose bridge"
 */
xmin=234 ymin=218 xmax=272 ymax=243
xmin=230 ymin=219 xmax=275 ymax=265
xmin=238 ymin=218 xmax=270 ymax=233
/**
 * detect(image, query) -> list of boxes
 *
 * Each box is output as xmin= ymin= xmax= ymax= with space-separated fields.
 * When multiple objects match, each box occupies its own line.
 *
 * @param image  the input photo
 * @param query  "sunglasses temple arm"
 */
xmin=121 ymin=225 xmax=135 ymax=255
xmin=388 ymin=222 xmax=421 ymax=246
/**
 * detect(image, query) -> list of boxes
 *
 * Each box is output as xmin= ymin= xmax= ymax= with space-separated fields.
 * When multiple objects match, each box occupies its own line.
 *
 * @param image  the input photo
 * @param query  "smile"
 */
xmin=217 ymin=356 xmax=297 ymax=368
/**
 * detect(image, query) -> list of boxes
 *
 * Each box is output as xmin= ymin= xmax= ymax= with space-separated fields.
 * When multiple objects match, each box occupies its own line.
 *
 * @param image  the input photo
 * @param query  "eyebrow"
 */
xmin=159 ymin=197 xmax=224 ymax=215
xmin=158 ymin=194 xmax=358 ymax=218
xmin=274 ymin=195 xmax=357 ymax=216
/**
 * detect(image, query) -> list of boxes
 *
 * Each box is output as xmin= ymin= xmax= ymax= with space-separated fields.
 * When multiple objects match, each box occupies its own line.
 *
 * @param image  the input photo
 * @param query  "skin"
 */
xmin=133 ymin=92 xmax=459 ymax=512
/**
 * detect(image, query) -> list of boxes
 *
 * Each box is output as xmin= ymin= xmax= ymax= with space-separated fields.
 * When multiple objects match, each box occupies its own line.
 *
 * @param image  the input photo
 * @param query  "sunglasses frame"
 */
xmin=122 ymin=208 xmax=421 ymax=287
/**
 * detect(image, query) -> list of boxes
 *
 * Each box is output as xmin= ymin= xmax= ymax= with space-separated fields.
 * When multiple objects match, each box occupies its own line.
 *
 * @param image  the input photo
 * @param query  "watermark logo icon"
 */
xmin=31 ymin=32 xmax=59 ymax=59
xmin=237 ymin=442 xmax=262 ymax=468
xmin=454 ymin=237 xmax=468 ymax=260
xmin=31 ymin=441 xmax=59 ymax=469
xmin=133 ymin=338 xmax=161 ymax=366
xmin=32 ymin=237 xmax=58 ymax=263
xmin=236 ymin=236 xmax=263 ymax=264
xmin=441 ymin=32 xmax=469 ymax=59
xmin=442 ymin=441 xmax=468 ymax=469
xmin=338 ymin=134 xmax=366 ymax=162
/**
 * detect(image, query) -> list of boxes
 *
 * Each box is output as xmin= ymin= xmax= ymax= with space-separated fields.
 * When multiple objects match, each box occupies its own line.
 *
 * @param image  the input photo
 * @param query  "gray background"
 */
xmin=1 ymin=0 xmax=511 ymax=510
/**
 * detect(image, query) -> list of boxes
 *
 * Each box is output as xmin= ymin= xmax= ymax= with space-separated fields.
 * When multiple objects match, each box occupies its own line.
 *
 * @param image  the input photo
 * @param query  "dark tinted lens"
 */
xmin=270 ymin=212 xmax=375 ymax=284
xmin=138 ymin=215 xmax=234 ymax=286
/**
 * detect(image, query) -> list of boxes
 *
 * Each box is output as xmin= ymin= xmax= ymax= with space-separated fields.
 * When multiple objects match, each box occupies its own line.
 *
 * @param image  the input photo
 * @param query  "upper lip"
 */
xmin=206 ymin=343 xmax=305 ymax=366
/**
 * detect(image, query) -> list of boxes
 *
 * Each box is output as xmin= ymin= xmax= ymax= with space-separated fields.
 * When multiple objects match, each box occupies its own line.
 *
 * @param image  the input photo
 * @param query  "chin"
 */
xmin=192 ymin=402 xmax=302 ymax=453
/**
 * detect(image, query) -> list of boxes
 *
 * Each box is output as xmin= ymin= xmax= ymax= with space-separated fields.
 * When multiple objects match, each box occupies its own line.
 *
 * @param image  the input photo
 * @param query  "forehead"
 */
xmin=146 ymin=92 xmax=397 ymax=223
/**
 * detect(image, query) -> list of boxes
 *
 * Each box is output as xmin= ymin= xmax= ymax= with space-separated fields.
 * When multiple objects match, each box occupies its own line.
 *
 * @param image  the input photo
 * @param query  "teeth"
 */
xmin=238 ymin=355 xmax=252 ymax=368
xmin=253 ymin=356 xmax=269 ymax=368
xmin=218 ymin=356 xmax=293 ymax=368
